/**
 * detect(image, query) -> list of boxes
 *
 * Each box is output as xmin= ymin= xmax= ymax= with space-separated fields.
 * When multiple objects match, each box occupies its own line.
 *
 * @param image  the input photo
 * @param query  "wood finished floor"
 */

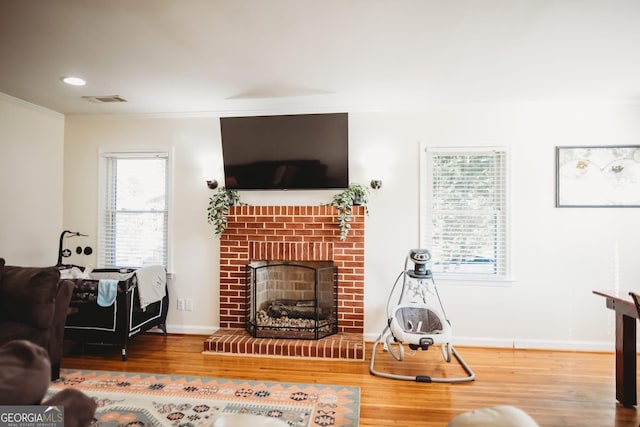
xmin=61 ymin=333 xmax=639 ymax=427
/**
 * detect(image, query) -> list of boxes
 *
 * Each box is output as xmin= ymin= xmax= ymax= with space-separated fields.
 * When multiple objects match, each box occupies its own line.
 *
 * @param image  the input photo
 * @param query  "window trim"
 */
xmin=419 ymin=143 xmax=512 ymax=286
xmin=97 ymin=149 xmax=173 ymax=272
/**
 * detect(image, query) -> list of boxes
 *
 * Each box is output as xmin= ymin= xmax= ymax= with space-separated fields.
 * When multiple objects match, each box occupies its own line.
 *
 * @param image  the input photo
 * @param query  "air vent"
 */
xmin=82 ymin=95 xmax=128 ymax=103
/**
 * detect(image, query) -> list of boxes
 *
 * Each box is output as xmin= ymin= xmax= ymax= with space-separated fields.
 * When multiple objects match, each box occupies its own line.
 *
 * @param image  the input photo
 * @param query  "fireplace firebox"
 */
xmin=245 ymin=261 xmax=338 ymax=340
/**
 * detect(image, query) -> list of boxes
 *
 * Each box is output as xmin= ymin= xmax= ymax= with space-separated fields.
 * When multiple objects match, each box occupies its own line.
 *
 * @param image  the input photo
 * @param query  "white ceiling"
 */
xmin=1 ymin=0 xmax=640 ymax=116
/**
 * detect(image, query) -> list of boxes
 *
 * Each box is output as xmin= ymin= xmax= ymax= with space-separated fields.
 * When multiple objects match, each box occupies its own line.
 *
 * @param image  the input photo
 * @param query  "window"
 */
xmin=420 ymin=146 xmax=509 ymax=282
xmin=99 ymin=152 xmax=169 ymax=268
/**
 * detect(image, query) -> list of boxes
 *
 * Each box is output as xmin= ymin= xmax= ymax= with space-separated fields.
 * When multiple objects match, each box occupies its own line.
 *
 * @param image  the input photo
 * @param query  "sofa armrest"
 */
xmin=48 ymin=279 xmax=74 ymax=372
xmin=42 ymin=388 xmax=97 ymax=427
xmin=0 ymin=266 xmax=60 ymax=328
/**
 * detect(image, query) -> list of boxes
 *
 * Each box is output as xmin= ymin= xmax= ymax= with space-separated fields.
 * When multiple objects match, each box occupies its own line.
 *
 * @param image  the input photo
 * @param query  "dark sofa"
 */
xmin=0 ymin=258 xmax=74 ymax=380
xmin=0 ymin=339 xmax=97 ymax=427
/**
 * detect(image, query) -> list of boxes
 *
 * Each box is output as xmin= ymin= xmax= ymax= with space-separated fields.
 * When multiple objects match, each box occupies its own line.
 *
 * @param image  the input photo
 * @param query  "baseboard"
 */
xmin=363 ymin=332 xmax=615 ymax=352
xmin=512 ymin=338 xmax=613 ymax=352
xmin=156 ymin=324 xmax=219 ymax=335
xmin=162 ymin=329 xmax=614 ymax=352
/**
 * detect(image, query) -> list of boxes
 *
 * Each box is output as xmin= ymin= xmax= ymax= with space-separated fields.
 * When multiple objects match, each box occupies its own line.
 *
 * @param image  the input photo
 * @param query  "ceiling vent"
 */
xmin=82 ymin=95 xmax=128 ymax=103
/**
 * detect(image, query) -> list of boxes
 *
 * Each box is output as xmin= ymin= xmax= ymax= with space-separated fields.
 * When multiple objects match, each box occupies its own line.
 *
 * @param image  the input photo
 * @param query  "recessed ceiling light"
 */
xmin=61 ymin=76 xmax=86 ymax=86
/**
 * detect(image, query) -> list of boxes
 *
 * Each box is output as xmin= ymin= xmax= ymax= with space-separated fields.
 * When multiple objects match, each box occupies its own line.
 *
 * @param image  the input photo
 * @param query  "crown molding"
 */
xmin=0 ymin=92 xmax=64 ymax=119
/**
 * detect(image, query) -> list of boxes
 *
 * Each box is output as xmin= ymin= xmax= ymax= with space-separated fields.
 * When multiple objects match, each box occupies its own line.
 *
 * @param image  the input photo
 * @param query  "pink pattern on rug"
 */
xmin=47 ymin=369 xmax=360 ymax=427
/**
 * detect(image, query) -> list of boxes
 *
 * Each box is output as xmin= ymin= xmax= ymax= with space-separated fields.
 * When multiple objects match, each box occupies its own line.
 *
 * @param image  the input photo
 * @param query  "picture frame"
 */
xmin=556 ymin=145 xmax=640 ymax=207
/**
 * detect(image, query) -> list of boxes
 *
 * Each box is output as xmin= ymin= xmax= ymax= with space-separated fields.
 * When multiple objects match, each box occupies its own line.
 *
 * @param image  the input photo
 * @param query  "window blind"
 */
xmin=422 ymin=148 xmax=508 ymax=280
xmin=100 ymin=152 xmax=169 ymax=268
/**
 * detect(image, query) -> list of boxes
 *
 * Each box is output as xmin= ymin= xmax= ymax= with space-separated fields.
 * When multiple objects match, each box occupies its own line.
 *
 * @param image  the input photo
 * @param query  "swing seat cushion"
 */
xmin=389 ymin=305 xmax=451 ymax=345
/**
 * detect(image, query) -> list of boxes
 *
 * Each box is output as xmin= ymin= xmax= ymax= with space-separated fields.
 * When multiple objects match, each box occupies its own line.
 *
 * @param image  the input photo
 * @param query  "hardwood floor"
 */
xmin=60 ymin=333 xmax=639 ymax=427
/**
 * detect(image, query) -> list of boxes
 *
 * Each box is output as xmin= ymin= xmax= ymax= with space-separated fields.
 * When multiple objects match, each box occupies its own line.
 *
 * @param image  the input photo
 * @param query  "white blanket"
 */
xmin=135 ymin=265 xmax=167 ymax=310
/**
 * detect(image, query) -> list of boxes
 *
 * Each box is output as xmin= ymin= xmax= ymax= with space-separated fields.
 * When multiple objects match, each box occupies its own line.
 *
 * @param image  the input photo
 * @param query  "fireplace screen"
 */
xmin=246 ymin=261 xmax=338 ymax=340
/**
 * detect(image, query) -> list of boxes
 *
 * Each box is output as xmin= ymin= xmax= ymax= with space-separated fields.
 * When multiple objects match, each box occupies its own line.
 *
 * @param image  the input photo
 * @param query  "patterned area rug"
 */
xmin=47 ymin=369 xmax=359 ymax=427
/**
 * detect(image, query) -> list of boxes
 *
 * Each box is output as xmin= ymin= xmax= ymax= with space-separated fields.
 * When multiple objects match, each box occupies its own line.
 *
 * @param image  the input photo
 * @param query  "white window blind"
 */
xmin=421 ymin=147 xmax=508 ymax=281
xmin=100 ymin=152 xmax=169 ymax=268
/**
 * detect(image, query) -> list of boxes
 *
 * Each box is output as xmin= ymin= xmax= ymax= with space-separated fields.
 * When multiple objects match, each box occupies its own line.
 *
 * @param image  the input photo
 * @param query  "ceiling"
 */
xmin=1 ymin=0 xmax=640 ymax=116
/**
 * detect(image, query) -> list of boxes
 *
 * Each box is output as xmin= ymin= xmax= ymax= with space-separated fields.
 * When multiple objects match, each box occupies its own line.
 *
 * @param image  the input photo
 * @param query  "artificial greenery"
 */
xmin=207 ymin=187 xmax=244 ymax=237
xmin=327 ymin=183 xmax=370 ymax=240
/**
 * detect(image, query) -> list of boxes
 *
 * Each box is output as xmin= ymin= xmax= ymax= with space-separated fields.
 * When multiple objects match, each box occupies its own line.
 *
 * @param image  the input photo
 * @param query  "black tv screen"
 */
xmin=220 ymin=112 xmax=349 ymax=190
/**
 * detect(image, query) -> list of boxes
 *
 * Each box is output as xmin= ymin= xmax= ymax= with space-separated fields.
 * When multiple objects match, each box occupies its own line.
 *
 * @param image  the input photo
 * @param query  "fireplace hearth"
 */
xmin=208 ymin=205 xmax=365 ymax=359
xmin=246 ymin=261 xmax=338 ymax=340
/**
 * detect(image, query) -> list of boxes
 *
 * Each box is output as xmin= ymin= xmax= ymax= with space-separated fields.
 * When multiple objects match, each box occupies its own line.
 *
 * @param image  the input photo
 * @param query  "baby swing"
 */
xmin=369 ymin=249 xmax=475 ymax=383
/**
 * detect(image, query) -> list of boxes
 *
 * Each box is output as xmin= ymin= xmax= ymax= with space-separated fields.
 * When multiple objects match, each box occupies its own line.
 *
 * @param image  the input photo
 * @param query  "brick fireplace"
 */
xmin=204 ymin=205 xmax=365 ymax=359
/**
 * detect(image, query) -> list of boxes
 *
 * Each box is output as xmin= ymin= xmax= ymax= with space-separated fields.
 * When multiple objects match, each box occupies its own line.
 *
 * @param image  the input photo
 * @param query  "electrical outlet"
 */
xmin=177 ymin=298 xmax=185 ymax=311
xmin=185 ymin=298 xmax=193 ymax=311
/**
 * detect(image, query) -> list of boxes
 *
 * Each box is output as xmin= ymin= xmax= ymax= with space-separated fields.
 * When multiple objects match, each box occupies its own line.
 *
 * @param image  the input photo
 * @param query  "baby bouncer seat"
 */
xmin=369 ymin=249 xmax=475 ymax=383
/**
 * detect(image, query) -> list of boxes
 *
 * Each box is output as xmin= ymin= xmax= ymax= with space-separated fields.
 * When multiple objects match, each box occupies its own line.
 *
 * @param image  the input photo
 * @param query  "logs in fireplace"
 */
xmin=245 ymin=261 xmax=338 ymax=340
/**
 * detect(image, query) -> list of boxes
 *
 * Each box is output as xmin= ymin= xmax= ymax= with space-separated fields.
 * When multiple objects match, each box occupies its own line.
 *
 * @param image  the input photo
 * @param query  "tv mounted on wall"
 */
xmin=220 ymin=112 xmax=349 ymax=190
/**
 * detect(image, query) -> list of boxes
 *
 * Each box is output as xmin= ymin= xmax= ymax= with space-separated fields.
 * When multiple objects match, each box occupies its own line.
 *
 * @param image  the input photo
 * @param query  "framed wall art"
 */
xmin=556 ymin=145 xmax=640 ymax=207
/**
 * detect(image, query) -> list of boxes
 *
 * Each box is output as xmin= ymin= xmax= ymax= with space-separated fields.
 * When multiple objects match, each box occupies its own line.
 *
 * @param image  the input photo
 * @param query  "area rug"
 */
xmin=47 ymin=369 xmax=360 ymax=427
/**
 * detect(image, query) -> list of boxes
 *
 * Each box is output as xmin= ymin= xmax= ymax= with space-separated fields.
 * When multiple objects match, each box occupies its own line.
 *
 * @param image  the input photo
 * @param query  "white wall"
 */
xmin=63 ymin=102 xmax=640 ymax=350
xmin=357 ymin=102 xmax=640 ymax=351
xmin=0 ymin=94 xmax=65 ymax=266
xmin=63 ymin=116 xmax=220 ymax=334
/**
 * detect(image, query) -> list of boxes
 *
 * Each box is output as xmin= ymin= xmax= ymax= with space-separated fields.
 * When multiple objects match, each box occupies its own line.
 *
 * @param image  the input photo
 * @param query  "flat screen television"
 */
xmin=220 ymin=112 xmax=349 ymax=190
